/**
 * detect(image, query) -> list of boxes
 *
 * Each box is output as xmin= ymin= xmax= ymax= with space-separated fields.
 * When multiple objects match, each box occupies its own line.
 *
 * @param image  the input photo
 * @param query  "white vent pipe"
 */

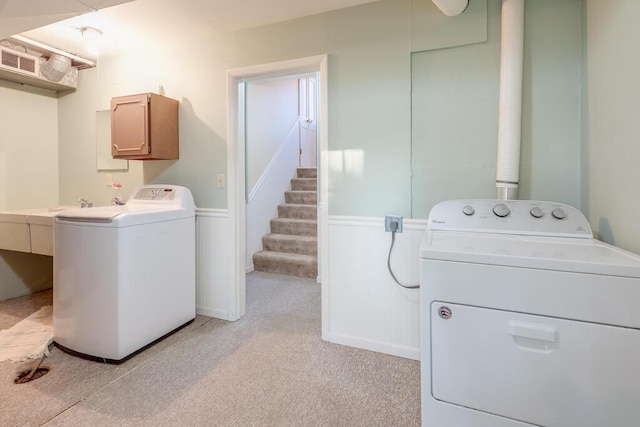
xmin=431 ymin=0 xmax=469 ymax=17
xmin=496 ymin=0 xmax=525 ymax=200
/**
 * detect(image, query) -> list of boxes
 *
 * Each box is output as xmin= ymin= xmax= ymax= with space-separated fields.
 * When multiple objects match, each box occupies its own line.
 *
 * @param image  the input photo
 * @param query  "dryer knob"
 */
xmin=530 ymin=206 xmax=544 ymax=218
xmin=493 ymin=203 xmax=510 ymax=218
xmin=552 ymin=207 xmax=567 ymax=220
xmin=462 ymin=205 xmax=475 ymax=216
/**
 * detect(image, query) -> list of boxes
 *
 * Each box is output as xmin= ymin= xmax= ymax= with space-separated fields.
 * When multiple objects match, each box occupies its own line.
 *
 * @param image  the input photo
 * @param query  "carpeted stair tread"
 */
xmin=278 ymin=203 xmax=317 ymax=220
xmin=291 ymin=178 xmax=317 ymax=191
xmin=285 ymin=190 xmax=317 ymax=205
xmin=270 ymin=217 xmax=317 ymax=236
xmin=262 ymin=233 xmax=317 ymax=255
xmin=253 ymin=251 xmax=317 ymax=278
xmin=252 ymin=167 xmax=318 ymax=279
xmin=297 ymin=168 xmax=317 ymax=179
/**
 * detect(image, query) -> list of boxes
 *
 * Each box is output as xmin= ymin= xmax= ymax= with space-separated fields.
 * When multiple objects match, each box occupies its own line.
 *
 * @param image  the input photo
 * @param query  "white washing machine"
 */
xmin=54 ymin=185 xmax=195 ymax=363
xmin=420 ymin=199 xmax=640 ymax=427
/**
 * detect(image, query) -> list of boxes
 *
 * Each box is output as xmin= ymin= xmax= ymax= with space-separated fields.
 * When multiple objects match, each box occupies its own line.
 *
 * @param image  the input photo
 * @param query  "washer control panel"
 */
xmin=428 ymin=199 xmax=592 ymax=238
xmin=133 ymin=187 xmax=176 ymax=201
xmin=125 ymin=185 xmax=196 ymax=211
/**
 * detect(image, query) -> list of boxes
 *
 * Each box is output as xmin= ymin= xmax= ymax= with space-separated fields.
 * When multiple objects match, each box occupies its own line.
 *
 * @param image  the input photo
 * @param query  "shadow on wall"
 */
xmin=0 ymin=251 xmax=53 ymax=301
xmin=596 ymin=217 xmax=615 ymax=246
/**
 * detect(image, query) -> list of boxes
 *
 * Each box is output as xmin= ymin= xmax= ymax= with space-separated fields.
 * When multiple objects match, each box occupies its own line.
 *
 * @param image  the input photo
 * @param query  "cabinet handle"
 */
xmin=113 ymin=142 xmax=146 ymax=152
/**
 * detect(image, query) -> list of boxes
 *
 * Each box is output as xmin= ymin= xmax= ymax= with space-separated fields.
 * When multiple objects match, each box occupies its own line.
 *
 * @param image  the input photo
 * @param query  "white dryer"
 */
xmin=420 ymin=199 xmax=640 ymax=427
xmin=54 ymin=185 xmax=195 ymax=363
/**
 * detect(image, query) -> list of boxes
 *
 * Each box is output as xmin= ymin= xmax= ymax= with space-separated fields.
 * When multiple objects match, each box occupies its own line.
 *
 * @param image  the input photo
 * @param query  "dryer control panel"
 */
xmin=427 ymin=199 xmax=593 ymax=238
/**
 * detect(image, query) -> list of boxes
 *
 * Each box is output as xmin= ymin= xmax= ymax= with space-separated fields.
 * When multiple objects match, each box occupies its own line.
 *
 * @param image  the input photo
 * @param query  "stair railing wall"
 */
xmin=246 ymin=120 xmax=301 ymax=271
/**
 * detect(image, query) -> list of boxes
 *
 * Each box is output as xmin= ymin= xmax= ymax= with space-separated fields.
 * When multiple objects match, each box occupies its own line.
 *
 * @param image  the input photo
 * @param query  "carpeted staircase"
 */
xmin=253 ymin=167 xmax=317 ymax=278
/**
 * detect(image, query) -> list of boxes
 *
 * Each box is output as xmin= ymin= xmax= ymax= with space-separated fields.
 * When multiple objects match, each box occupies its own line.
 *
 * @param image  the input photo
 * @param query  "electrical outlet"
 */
xmin=385 ymin=215 xmax=403 ymax=233
xmin=216 ymin=174 xmax=225 ymax=188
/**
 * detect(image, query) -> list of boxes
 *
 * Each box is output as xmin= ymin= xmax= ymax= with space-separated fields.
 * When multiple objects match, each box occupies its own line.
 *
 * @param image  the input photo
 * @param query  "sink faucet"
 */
xmin=78 ymin=198 xmax=93 ymax=208
xmin=111 ymin=196 xmax=125 ymax=206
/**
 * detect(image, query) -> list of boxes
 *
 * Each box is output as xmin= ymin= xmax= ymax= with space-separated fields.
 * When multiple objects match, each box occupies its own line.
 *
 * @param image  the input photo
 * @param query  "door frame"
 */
xmin=226 ymin=55 xmax=329 ymax=335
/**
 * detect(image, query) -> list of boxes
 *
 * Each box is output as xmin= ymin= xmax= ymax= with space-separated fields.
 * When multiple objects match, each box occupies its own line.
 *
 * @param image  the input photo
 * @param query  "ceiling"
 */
xmin=1 ymin=0 xmax=380 ymax=61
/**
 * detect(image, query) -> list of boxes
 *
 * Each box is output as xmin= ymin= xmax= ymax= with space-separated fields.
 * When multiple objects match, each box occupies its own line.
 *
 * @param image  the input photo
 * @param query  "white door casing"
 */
xmin=226 ymin=55 xmax=329 ymax=339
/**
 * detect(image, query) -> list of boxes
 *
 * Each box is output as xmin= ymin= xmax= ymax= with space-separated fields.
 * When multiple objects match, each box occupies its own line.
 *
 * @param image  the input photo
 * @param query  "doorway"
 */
xmin=226 ymin=55 xmax=328 ymax=337
xmin=245 ymin=74 xmax=319 ymax=278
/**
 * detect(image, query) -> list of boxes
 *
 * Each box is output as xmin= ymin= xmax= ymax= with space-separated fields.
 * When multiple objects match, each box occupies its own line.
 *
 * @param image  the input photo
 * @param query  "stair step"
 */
xmin=270 ymin=218 xmax=317 ymax=237
xmin=297 ymin=167 xmax=317 ymax=179
xmin=253 ymin=251 xmax=317 ymax=278
xmin=291 ymin=178 xmax=317 ymax=191
xmin=285 ymin=190 xmax=317 ymax=205
xmin=263 ymin=233 xmax=317 ymax=255
xmin=278 ymin=203 xmax=317 ymax=220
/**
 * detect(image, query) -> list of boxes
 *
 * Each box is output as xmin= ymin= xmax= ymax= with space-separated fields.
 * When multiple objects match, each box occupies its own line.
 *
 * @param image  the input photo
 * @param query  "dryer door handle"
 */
xmin=508 ymin=321 xmax=557 ymax=343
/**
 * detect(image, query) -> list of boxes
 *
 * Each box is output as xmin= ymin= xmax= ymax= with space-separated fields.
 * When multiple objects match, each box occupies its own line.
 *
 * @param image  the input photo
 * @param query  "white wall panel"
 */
xmin=327 ymin=216 xmax=424 ymax=360
xmin=196 ymin=209 xmax=232 ymax=319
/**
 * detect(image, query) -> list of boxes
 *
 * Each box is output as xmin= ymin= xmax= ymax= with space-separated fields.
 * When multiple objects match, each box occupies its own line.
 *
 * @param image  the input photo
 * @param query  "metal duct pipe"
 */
xmin=431 ymin=0 xmax=469 ymax=17
xmin=40 ymin=53 xmax=71 ymax=82
xmin=496 ymin=0 xmax=525 ymax=200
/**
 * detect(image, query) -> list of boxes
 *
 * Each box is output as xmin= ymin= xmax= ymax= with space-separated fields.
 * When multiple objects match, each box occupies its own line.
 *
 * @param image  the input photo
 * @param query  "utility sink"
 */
xmin=0 ymin=206 xmax=76 ymax=256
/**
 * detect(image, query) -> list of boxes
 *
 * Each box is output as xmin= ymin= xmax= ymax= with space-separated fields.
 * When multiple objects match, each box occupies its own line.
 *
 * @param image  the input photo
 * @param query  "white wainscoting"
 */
xmin=196 ymin=209 xmax=425 ymax=360
xmin=196 ymin=209 xmax=233 ymax=320
xmin=327 ymin=216 xmax=426 ymax=360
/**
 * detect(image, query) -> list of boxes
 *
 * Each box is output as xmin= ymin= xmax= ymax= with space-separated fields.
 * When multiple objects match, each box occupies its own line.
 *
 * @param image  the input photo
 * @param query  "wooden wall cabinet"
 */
xmin=111 ymin=93 xmax=179 ymax=160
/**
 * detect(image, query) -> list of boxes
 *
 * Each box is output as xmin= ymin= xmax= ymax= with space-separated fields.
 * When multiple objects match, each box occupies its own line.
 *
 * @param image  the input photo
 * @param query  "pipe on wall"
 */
xmin=431 ymin=0 xmax=469 ymax=17
xmin=496 ymin=0 xmax=525 ymax=200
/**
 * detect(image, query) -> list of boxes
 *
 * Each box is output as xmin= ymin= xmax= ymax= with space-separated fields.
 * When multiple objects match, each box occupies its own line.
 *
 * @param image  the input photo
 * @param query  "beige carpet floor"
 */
xmin=0 ymin=272 xmax=421 ymax=426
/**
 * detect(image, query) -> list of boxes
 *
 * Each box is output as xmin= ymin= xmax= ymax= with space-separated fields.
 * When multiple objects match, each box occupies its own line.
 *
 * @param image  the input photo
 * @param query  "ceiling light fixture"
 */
xmin=79 ymin=26 xmax=103 ymax=40
xmin=78 ymin=26 xmax=103 ymax=56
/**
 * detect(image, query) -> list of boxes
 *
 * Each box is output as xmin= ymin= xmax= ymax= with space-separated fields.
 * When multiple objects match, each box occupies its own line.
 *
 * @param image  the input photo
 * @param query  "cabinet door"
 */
xmin=111 ymin=94 xmax=150 ymax=157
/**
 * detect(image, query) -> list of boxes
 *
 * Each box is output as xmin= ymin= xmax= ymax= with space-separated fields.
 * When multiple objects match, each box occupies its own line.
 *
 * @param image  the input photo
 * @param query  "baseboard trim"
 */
xmin=326 ymin=332 xmax=420 ymax=361
xmin=196 ymin=306 xmax=230 ymax=320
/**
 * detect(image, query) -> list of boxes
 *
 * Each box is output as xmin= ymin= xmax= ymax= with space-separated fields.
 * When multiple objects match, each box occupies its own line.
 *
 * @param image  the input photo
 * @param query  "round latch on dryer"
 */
xmin=438 ymin=306 xmax=452 ymax=319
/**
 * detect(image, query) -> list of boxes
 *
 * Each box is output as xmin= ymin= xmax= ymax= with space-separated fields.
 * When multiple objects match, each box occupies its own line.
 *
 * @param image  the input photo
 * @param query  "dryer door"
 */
xmin=430 ymin=302 xmax=640 ymax=427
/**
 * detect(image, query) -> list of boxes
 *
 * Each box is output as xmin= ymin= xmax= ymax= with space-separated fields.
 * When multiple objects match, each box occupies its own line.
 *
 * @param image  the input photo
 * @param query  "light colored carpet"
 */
xmin=0 ymin=272 xmax=420 ymax=426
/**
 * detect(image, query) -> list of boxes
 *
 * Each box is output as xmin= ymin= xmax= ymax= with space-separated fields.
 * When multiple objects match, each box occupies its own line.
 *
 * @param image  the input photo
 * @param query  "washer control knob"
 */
xmin=530 ymin=206 xmax=544 ymax=218
xmin=462 ymin=205 xmax=475 ymax=216
xmin=493 ymin=203 xmax=510 ymax=218
xmin=552 ymin=207 xmax=567 ymax=220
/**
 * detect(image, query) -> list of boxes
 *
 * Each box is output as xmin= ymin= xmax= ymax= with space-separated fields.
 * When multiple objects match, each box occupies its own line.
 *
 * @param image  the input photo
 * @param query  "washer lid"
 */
xmin=55 ymin=205 xmax=193 ymax=227
xmin=420 ymin=230 xmax=640 ymax=278
xmin=56 ymin=207 xmax=121 ymax=223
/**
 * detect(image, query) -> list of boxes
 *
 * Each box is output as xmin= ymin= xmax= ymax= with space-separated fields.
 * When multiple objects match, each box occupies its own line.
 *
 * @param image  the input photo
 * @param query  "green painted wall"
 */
xmin=57 ymin=0 xmax=583 ymax=217
xmin=585 ymin=0 xmax=640 ymax=253
xmin=412 ymin=0 xmax=583 ymax=217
